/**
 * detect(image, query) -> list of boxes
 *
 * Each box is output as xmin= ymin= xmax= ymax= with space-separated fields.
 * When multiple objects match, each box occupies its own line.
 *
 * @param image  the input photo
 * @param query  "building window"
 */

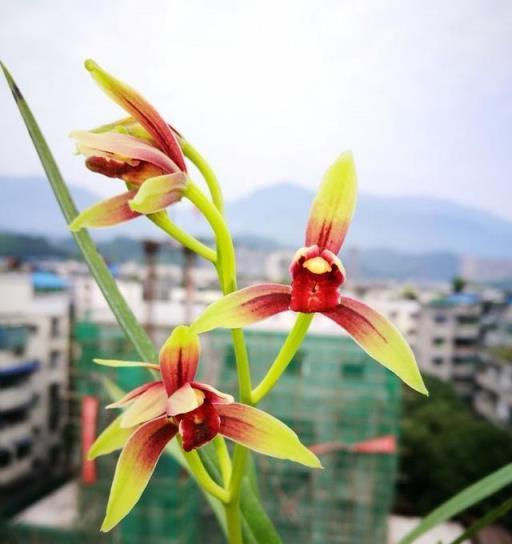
xmin=457 ymin=315 xmax=479 ymax=325
xmin=50 ymin=317 xmax=60 ymax=338
xmin=48 ymin=384 xmax=61 ymax=432
xmin=434 ymin=314 xmax=448 ymax=324
xmin=342 ymin=363 xmax=365 ymax=379
xmin=432 ymin=357 xmax=444 ymax=366
xmin=432 ymin=337 xmax=445 ymax=346
xmin=0 ymin=449 xmax=11 ymax=468
xmin=49 ymin=350 xmax=61 ymax=368
xmin=16 ymin=440 xmax=32 ymax=459
xmin=455 ymin=338 xmax=477 ymax=348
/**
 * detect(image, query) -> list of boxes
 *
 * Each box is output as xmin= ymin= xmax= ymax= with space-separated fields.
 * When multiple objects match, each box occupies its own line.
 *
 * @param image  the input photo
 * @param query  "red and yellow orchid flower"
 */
xmin=87 ymin=326 xmax=320 ymax=531
xmin=189 ymin=153 xmax=427 ymax=395
xmin=70 ymin=60 xmax=189 ymax=231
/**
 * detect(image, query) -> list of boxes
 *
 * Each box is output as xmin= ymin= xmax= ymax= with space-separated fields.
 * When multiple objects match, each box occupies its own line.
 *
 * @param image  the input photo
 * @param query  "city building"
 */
xmin=415 ymin=294 xmax=483 ymax=399
xmin=474 ymin=304 xmax=512 ymax=426
xmin=0 ymin=272 xmax=70 ymax=489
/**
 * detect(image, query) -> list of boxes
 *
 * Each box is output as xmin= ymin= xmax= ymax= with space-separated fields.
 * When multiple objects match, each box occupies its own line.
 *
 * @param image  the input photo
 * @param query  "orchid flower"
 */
xmin=87 ymin=326 xmax=320 ymax=531
xmin=189 ymin=153 xmax=428 ymax=395
xmin=69 ymin=60 xmax=189 ymax=231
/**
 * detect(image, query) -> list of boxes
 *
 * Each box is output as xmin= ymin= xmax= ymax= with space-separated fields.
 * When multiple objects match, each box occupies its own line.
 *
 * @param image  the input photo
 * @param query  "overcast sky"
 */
xmin=1 ymin=0 xmax=511 ymax=219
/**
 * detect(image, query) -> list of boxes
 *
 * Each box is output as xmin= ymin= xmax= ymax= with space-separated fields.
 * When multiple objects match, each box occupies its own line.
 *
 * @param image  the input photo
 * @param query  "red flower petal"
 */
xmin=159 ymin=326 xmax=200 ymax=396
xmin=85 ymin=60 xmax=187 ymax=172
xmin=177 ymin=402 xmax=220 ymax=452
xmin=289 ymin=245 xmax=345 ymax=313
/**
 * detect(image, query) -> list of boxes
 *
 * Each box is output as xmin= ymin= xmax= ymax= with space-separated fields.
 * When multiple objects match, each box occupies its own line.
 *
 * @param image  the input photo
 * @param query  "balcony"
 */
xmin=0 ymin=384 xmax=32 ymax=411
xmin=0 ymin=325 xmax=28 ymax=352
xmin=0 ymin=360 xmax=39 ymax=376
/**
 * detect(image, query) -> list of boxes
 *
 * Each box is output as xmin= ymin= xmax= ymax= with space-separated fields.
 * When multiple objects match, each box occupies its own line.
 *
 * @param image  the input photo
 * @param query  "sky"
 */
xmin=1 ymin=0 xmax=512 ymax=219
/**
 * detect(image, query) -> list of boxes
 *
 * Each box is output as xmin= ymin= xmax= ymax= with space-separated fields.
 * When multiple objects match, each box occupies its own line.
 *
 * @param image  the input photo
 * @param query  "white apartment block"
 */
xmin=415 ymin=294 xmax=482 ymax=399
xmin=0 ymin=272 xmax=70 ymax=486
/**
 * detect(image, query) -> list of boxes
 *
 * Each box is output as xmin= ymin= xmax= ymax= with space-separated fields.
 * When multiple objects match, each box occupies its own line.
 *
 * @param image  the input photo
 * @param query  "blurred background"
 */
xmin=1 ymin=1 xmax=512 ymax=543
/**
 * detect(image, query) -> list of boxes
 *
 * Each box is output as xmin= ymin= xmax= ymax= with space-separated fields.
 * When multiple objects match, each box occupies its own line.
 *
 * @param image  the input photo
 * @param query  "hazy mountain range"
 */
xmin=1 ymin=176 xmax=512 ymax=258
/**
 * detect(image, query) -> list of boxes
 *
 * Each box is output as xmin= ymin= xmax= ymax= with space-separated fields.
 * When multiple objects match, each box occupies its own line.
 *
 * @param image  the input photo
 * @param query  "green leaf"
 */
xmin=449 ymin=497 xmax=512 ymax=544
xmin=0 ymin=61 xmax=158 ymax=365
xmin=398 ymin=462 xmax=512 ymax=544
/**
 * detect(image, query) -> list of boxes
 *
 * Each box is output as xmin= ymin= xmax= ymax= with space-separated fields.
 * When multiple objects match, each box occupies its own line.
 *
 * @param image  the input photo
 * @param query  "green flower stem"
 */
xmin=181 ymin=138 xmax=224 ymax=213
xmin=214 ymin=435 xmax=232 ymax=485
xmin=149 ymin=211 xmax=217 ymax=263
xmin=226 ymin=446 xmax=250 ymax=544
xmin=251 ymin=313 xmax=314 ymax=404
xmin=184 ymin=181 xmax=237 ymax=293
xmin=182 ymin=444 xmax=230 ymax=503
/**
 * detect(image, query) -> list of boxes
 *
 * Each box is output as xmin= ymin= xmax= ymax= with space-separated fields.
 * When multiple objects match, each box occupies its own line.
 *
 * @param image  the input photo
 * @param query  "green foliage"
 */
xmin=397 ymin=375 xmax=512 ymax=525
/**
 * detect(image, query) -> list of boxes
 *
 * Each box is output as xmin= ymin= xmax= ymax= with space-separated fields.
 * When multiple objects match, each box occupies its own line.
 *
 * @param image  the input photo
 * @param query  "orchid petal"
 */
xmin=167 ymin=383 xmax=205 ymax=416
xmin=323 ymin=297 xmax=428 ymax=395
xmin=93 ymin=359 xmax=160 ymax=371
xmin=120 ymin=382 xmax=168 ymax=428
xmin=87 ymin=415 xmax=132 ymax=460
xmin=191 ymin=284 xmax=292 ymax=334
xmin=69 ymin=191 xmax=140 ymax=231
xmin=305 ymin=151 xmax=357 ymax=254
xmin=84 ymin=60 xmax=187 ymax=172
xmin=129 ymin=173 xmax=187 ymax=214
xmin=217 ymin=403 xmax=321 ymax=468
xmin=105 ymin=381 xmax=160 ymax=409
xmin=178 ymin=402 xmax=221 ymax=451
xmin=159 ymin=326 xmax=200 ymax=397
xmin=71 ymin=130 xmax=178 ymax=173
xmin=101 ymin=416 xmax=177 ymax=532
xmin=192 ymin=382 xmax=234 ymax=404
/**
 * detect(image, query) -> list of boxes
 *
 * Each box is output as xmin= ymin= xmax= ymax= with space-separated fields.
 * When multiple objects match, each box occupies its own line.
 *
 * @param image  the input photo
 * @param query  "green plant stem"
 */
xmin=251 ymin=313 xmax=313 ymax=404
xmin=149 ymin=211 xmax=217 ymax=263
xmin=184 ymin=181 xmax=237 ymax=293
xmin=214 ymin=436 xmax=232 ymax=485
xmin=182 ymin=446 xmax=230 ymax=503
xmin=181 ymin=138 xmax=224 ymax=213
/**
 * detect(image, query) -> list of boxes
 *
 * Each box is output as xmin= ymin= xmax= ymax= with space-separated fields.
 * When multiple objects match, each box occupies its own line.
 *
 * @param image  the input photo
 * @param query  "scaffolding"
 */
xmin=2 ymin=322 xmax=401 ymax=544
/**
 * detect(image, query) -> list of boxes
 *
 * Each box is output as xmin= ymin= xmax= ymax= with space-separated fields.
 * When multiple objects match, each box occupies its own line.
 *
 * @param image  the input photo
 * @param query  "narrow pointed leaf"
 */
xmin=101 ymin=416 xmax=177 ymax=532
xmin=305 ymin=151 xmax=357 ymax=253
xmin=191 ymin=284 xmax=291 ymax=334
xmin=0 ymin=61 xmax=158 ymax=363
xmin=217 ymin=403 xmax=322 ymax=468
xmin=94 ymin=358 xmax=160 ymax=370
xmin=84 ymin=59 xmax=186 ymax=172
xmin=129 ymin=172 xmax=187 ymax=214
xmin=159 ymin=325 xmax=200 ymax=396
xmin=324 ymin=297 xmax=428 ymax=395
xmin=69 ymin=190 xmax=140 ymax=230
xmin=87 ymin=415 xmax=133 ymax=460
xmin=398 ymin=462 xmax=512 ymax=544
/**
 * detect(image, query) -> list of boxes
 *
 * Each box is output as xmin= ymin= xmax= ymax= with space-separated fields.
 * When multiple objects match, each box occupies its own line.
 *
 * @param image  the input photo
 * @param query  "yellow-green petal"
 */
xmin=190 ymin=284 xmax=291 ymax=334
xmin=101 ymin=417 xmax=177 ymax=532
xmin=69 ymin=191 xmax=140 ymax=231
xmin=323 ymin=297 xmax=428 ymax=395
xmin=93 ymin=358 xmax=160 ymax=370
xmin=217 ymin=403 xmax=322 ymax=468
xmin=87 ymin=415 xmax=133 ymax=460
xmin=305 ymin=151 xmax=357 ymax=254
xmin=129 ymin=173 xmax=187 ymax=214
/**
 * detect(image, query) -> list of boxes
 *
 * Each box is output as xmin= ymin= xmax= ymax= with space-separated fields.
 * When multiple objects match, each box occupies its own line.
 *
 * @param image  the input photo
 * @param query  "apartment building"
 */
xmin=415 ymin=293 xmax=482 ymax=399
xmin=0 ymin=272 xmax=70 ymax=487
xmin=474 ymin=304 xmax=512 ymax=425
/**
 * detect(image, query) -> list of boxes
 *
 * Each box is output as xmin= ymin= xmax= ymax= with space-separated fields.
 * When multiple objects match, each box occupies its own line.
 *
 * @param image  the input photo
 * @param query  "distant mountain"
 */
xmin=2 ymin=176 xmax=512 ymax=258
